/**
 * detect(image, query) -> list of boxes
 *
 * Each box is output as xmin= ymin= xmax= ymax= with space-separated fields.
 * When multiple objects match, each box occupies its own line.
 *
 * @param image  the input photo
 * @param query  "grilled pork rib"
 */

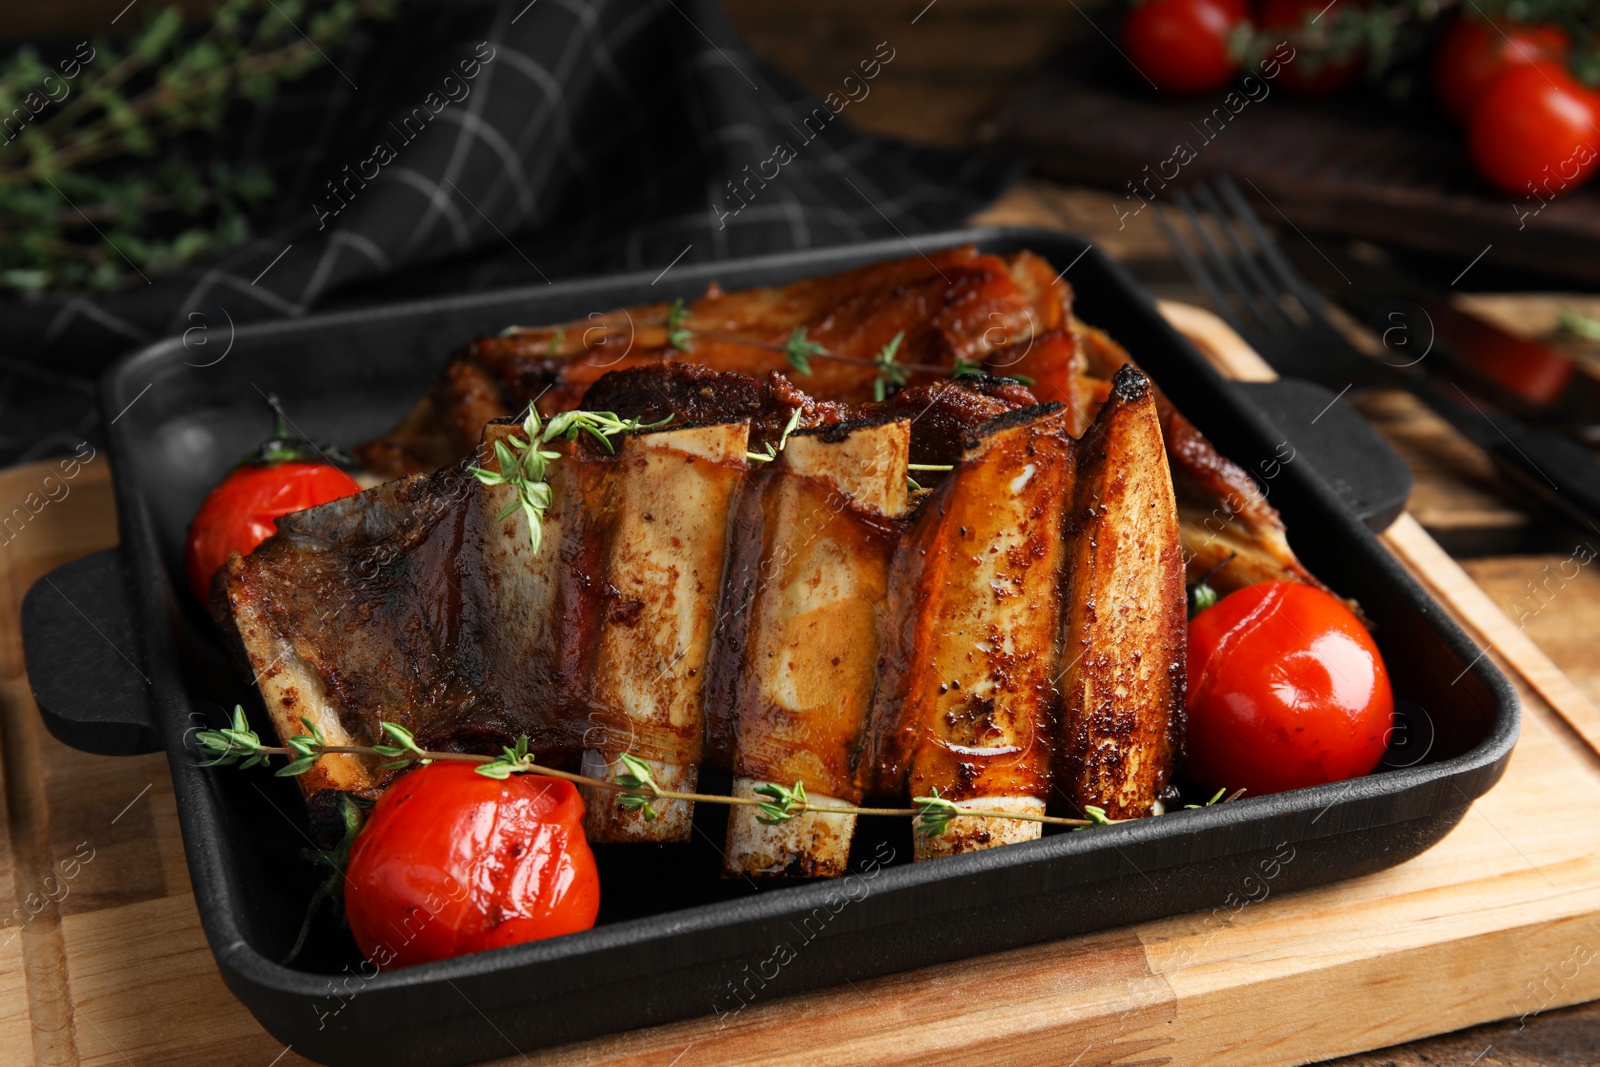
xmin=217 ymin=460 xmax=554 ymax=801
xmin=575 ymin=421 xmax=749 ymax=842
xmin=1074 ymin=320 xmax=1325 ymax=596
xmin=717 ymin=417 xmax=911 ymax=877
xmin=220 ymin=363 xmax=1188 ymax=866
xmin=1057 ymin=366 xmax=1187 ymax=820
xmin=866 ymin=404 xmax=1074 ymax=860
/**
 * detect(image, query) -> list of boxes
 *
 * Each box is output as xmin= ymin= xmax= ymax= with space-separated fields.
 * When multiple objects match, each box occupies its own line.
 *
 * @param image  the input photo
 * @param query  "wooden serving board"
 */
xmin=3 ymin=308 xmax=1599 ymax=1067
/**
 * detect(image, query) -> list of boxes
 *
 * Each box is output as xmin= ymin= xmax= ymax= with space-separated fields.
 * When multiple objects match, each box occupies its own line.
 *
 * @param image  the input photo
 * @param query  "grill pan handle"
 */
xmin=22 ymin=548 xmax=160 ymax=756
xmin=1232 ymin=378 xmax=1413 ymax=533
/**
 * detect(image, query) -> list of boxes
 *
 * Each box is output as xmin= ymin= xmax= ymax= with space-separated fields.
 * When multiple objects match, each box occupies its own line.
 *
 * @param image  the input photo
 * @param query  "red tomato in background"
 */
xmin=345 ymin=763 xmax=600 ymax=969
xmin=1258 ymin=0 xmax=1363 ymax=96
xmin=1123 ymin=0 xmax=1252 ymax=96
xmin=1468 ymin=62 xmax=1600 ymax=197
xmin=1186 ymin=581 xmax=1393 ymax=797
xmin=1434 ymin=15 xmax=1569 ymax=122
xmin=185 ymin=460 xmax=360 ymax=601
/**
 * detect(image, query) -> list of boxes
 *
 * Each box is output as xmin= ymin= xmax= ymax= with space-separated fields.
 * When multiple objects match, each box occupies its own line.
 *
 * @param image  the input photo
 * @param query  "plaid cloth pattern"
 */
xmin=0 ymin=0 xmax=1019 ymax=466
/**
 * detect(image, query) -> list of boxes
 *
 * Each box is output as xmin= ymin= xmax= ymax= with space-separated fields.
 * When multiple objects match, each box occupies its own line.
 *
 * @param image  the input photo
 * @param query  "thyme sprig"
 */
xmin=754 ymin=780 xmax=808 ymax=825
xmin=469 ymin=405 xmax=672 ymax=552
xmin=746 ymin=406 xmax=802 ymax=464
xmin=665 ymin=298 xmax=694 ymax=352
xmin=0 ymin=0 xmax=398 ymax=293
xmin=783 ymin=328 xmax=827 ymax=376
xmin=194 ymin=707 xmax=1144 ymax=833
xmin=614 ymin=753 xmax=664 ymax=821
xmin=912 ymin=789 xmax=960 ymax=837
xmin=872 ymin=331 xmax=908 ymax=402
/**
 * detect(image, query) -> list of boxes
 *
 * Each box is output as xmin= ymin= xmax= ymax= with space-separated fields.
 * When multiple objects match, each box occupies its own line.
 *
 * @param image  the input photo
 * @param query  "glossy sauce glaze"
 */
xmin=715 ymin=418 xmax=910 ymax=877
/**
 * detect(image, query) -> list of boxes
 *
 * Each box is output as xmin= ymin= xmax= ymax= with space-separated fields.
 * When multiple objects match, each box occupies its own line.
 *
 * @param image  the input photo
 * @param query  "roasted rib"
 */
xmin=216 ymin=450 xmax=564 ymax=801
xmin=573 ymin=420 xmax=749 ymax=842
xmin=1057 ymin=365 xmax=1187 ymax=821
xmin=865 ymin=404 xmax=1073 ymax=860
xmin=715 ymin=417 xmax=911 ymax=877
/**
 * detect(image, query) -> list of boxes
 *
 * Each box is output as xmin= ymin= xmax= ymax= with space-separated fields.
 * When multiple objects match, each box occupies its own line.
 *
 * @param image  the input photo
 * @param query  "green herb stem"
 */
xmin=195 ymin=708 xmax=1128 ymax=835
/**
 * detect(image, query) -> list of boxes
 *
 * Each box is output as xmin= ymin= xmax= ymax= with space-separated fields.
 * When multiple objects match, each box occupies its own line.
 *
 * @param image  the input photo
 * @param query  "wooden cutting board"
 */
xmin=3 ymin=307 xmax=1599 ymax=1067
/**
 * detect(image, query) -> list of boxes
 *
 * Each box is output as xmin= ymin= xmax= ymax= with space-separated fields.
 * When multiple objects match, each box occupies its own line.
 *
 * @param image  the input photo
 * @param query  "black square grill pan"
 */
xmin=20 ymin=228 xmax=1517 ymax=1066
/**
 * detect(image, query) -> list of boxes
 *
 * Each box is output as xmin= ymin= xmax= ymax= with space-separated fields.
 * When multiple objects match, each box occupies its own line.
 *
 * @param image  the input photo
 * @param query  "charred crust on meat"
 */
xmin=795 ymin=413 xmax=911 ymax=443
xmin=1109 ymin=363 xmax=1150 ymax=403
xmin=578 ymin=363 xmax=766 ymax=426
xmin=964 ymin=402 xmax=1065 ymax=448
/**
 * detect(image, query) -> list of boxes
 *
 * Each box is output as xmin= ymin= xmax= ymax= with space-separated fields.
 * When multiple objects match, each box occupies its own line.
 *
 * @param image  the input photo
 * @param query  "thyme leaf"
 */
xmin=1560 ymin=309 xmax=1600 ymax=341
xmin=783 ymin=327 xmax=827 ymax=377
xmin=754 ymin=779 xmax=808 ymax=824
xmin=1071 ymin=805 xmax=1115 ymax=831
xmin=666 ymin=297 xmax=693 ymax=352
xmin=913 ymin=789 xmax=960 ymax=838
xmin=470 ymin=406 xmax=672 ymax=552
xmin=872 ymin=331 xmax=908 ymax=402
xmin=746 ymin=405 xmax=802 ymax=464
xmin=614 ymin=752 xmax=663 ymax=821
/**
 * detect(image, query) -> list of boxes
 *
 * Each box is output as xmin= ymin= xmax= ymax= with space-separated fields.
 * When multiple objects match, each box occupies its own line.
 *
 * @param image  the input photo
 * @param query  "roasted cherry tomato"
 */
xmin=1468 ymin=61 xmax=1600 ymax=197
xmin=1258 ymin=0 xmax=1363 ymax=96
xmin=1186 ymin=581 xmax=1393 ymax=797
xmin=1434 ymin=15 xmax=1568 ymax=122
xmin=184 ymin=399 xmax=360 ymax=601
xmin=344 ymin=763 xmax=600 ymax=969
xmin=1123 ymin=0 xmax=1252 ymax=96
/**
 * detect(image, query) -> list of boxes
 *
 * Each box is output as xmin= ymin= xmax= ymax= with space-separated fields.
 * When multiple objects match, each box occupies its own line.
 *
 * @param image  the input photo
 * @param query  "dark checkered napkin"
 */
xmin=0 ymin=0 xmax=1019 ymax=466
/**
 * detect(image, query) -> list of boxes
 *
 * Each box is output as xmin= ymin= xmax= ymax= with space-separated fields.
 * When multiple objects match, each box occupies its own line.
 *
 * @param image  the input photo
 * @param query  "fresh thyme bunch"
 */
xmin=0 ymin=0 xmax=397 ymax=295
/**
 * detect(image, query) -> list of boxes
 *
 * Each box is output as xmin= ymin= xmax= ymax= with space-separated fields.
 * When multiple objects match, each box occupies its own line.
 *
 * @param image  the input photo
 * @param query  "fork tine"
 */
xmin=1191 ymin=182 xmax=1292 ymax=332
xmin=1173 ymin=189 xmax=1286 ymax=340
xmin=1214 ymin=176 xmax=1334 ymax=329
xmin=1153 ymin=198 xmax=1255 ymax=343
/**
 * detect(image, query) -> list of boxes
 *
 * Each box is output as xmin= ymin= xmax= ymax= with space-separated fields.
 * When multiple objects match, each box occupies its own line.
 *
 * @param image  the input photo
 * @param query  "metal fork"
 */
xmin=1155 ymin=177 xmax=1392 ymax=390
xmin=1156 ymin=176 xmax=1600 ymax=529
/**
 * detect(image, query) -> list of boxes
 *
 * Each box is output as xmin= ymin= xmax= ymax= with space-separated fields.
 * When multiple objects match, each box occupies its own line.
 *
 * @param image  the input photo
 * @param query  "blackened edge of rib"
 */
xmin=1110 ymin=362 xmax=1150 ymax=403
xmin=964 ymin=401 xmax=1066 ymax=449
xmin=796 ymin=412 xmax=912 ymax=444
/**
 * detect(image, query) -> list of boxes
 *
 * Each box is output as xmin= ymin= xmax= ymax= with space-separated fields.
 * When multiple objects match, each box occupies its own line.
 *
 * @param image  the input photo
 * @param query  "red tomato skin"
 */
xmin=185 ymin=462 xmax=360 ymax=601
xmin=1468 ymin=62 xmax=1600 ymax=197
xmin=1185 ymin=582 xmax=1393 ymax=797
xmin=1434 ymin=16 xmax=1568 ymax=122
xmin=1258 ymin=0 xmax=1362 ymax=96
xmin=1123 ymin=0 xmax=1251 ymax=96
xmin=344 ymin=764 xmax=600 ymax=969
